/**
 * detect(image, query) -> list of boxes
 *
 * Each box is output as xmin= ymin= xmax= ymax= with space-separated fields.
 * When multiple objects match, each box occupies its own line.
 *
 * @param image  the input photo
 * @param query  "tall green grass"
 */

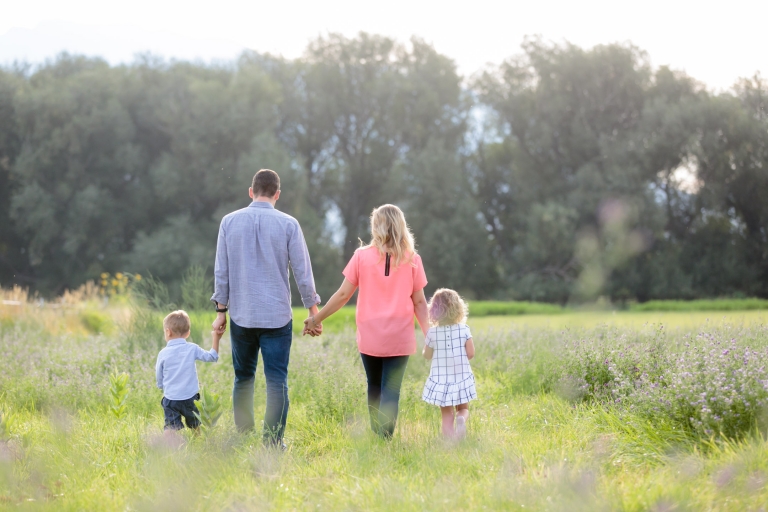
xmin=2 ymin=306 xmax=768 ymax=509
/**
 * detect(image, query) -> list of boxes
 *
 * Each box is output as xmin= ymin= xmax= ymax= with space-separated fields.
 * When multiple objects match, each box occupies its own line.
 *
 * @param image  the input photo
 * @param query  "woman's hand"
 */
xmin=303 ymin=315 xmax=322 ymax=336
xmin=303 ymin=279 xmax=357 ymax=337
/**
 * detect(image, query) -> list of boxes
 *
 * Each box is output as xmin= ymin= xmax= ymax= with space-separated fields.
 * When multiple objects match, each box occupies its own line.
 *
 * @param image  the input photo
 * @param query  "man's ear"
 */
xmin=273 ymin=189 xmax=281 ymax=202
xmin=249 ymin=187 xmax=254 ymax=199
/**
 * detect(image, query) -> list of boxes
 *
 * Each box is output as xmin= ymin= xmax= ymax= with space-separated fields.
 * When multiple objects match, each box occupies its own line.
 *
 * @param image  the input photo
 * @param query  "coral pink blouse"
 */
xmin=342 ymin=247 xmax=428 ymax=357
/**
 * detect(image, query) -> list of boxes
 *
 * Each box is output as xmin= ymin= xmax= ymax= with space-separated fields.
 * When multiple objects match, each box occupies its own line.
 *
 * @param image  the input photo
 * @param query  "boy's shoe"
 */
xmin=455 ymin=416 xmax=467 ymax=439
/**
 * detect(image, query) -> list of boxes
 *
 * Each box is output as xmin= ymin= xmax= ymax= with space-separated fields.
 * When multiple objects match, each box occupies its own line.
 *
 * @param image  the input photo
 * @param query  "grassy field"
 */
xmin=2 ymin=300 xmax=768 ymax=510
xmin=293 ymin=305 xmax=768 ymax=333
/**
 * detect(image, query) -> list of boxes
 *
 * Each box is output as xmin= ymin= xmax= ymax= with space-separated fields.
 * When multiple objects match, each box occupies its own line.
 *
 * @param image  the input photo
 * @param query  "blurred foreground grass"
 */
xmin=1 ymin=300 xmax=768 ymax=510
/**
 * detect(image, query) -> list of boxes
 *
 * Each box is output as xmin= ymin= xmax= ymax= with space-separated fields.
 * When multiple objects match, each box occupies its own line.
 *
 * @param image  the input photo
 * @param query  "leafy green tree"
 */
xmin=399 ymin=141 xmax=497 ymax=298
xmin=277 ymin=33 xmax=466 ymax=261
xmin=0 ymin=69 xmax=26 ymax=286
xmin=10 ymin=55 xmax=150 ymax=292
xmin=472 ymin=40 xmax=655 ymax=300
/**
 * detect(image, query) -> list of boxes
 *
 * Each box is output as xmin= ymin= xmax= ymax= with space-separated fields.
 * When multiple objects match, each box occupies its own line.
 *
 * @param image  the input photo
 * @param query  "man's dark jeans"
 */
xmin=359 ymin=353 xmax=409 ymax=439
xmin=161 ymin=393 xmax=200 ymax=430
xmin=230 ymin=319 xmax=292 ymax=444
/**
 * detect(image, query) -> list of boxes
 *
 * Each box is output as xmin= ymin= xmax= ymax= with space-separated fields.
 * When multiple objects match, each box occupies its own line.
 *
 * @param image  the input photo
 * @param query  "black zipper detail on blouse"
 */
xmin=385 ymin=253 xmax=391 ymax=276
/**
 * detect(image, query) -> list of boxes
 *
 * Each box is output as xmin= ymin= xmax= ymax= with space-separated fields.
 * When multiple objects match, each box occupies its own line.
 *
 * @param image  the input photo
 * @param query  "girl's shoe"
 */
xmin=455 ymin=416 xmax=466 ymax=439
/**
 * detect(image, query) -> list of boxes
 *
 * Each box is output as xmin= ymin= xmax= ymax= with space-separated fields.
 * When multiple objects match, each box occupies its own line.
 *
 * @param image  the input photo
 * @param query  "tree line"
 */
xmin=0 ymin=34 xmax=766 ymax=303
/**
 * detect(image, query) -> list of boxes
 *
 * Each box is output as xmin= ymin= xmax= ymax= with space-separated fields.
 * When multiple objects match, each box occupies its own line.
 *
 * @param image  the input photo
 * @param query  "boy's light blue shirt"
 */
xmin=156 ymin=338 xmax=218 ymax=400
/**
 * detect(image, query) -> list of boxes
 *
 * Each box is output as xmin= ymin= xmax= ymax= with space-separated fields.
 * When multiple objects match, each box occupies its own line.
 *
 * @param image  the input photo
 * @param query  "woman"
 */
xmin=304 ymin=204 xmax=429 ymax=438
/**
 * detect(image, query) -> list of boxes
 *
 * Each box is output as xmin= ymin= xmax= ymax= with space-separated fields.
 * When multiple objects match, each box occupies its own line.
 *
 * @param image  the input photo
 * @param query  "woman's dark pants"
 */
xmin=230 ymin=319 xmax=292 ymax=445
xmin=359 ymin=353 xmax=409 ymax=439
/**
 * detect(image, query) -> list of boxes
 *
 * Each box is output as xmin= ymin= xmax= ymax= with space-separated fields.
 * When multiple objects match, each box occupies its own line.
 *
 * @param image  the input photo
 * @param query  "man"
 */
xmin=211 ymin=169 xmax=321 ymax=447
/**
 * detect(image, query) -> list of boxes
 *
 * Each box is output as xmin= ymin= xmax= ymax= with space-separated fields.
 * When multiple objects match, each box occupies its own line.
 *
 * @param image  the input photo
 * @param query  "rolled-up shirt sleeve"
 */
xmin=210 ymin=219 xmax=230 ymax=306
xmin=287 ymin=220 xmax=321 ymax=308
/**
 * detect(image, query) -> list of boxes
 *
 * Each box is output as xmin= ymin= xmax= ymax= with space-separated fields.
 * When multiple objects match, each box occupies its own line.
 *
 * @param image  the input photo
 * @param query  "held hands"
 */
xmin=303 ymin=315 xmax=322 ymax=337
xmin=212 ymin=314 xmax=227 ymax=335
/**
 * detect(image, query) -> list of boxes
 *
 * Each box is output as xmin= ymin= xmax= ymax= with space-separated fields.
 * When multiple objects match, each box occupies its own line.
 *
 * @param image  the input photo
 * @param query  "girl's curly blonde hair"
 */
xmin=427 ymin=288 xmax=468 ymax=326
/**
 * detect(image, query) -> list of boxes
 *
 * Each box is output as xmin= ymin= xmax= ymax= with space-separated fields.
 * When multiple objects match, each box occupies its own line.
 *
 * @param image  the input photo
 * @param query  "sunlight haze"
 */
xmin=2 ymin=0 xmax=766 ymax=90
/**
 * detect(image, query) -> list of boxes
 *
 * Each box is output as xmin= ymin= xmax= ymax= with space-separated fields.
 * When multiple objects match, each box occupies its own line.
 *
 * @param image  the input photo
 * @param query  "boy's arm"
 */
xmin=195 ymin=331 xmax=222 ymax=362
xmin=155 ymin=354 xmax=164 ymax=389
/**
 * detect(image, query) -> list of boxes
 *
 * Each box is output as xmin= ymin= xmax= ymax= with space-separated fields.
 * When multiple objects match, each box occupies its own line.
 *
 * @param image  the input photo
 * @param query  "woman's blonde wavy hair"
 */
xmin=362 ymin=204 xmax=416 ymax=268
xmin=428 ymin=288 xmax=468 ymax=326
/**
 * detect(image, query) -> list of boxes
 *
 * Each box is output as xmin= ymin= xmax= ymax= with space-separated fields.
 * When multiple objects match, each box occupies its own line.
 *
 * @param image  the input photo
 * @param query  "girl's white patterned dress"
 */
xmin=422 ymin=324 xmax=477 ymax=406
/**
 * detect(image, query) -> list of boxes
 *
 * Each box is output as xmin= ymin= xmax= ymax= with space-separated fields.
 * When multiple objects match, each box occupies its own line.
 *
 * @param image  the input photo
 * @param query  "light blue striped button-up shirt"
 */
xmin=156 ymin=338 xmax=218 ymax=400
xmin=211 ymin=201 xmax=321 ymax=328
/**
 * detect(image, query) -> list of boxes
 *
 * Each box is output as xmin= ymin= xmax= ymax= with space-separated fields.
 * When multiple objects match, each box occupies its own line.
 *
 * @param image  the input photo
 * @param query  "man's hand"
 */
xmin=303 ymin=304 xmax=322 ymax=336
xmin=302 ymin=316 xmax=322 ymax=337
xmin=212 ymin=313 xmax=227 ymax=335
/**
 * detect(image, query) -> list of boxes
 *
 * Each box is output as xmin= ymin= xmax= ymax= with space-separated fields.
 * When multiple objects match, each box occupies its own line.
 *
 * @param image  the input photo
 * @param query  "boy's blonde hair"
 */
xmin=428 ymin=288 xmax=468 ymax=326
xmin=363 ymin=204 xmax=416 ymax=268
xmin=163 ymin=310 xmax=191 ymax=337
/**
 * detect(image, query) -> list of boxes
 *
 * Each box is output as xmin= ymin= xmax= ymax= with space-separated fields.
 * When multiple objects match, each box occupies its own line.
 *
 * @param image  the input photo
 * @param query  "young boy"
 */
xmin=155 ymin=310 xmax=221 ymax=430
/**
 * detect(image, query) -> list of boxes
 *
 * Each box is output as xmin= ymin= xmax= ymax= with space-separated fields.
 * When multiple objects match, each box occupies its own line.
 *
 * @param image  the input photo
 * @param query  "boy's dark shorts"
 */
xmin=161 ymin=393 xmax=201 ymax=430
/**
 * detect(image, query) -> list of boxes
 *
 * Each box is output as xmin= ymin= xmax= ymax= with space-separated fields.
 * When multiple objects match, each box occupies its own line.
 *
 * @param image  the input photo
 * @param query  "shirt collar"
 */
xmin=167 ymin=338 xmax=187 ymax=346
xmin=249 ymin=200 xmax=275 ymax=209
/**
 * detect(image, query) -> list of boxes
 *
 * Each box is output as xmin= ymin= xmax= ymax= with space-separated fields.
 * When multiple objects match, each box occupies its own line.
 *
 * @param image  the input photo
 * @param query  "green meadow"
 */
xmin=2 ymin=299 xmax=768 ymax=510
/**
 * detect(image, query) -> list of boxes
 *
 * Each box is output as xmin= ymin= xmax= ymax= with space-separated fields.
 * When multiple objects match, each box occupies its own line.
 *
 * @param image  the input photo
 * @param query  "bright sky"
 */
xmin=2 ymin=0 xmax=766 ymax=91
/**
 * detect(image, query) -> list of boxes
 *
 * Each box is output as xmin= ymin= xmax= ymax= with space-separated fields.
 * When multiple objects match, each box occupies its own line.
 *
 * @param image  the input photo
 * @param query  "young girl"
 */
xmin=422 ymin=288 xmax=476 ymax=439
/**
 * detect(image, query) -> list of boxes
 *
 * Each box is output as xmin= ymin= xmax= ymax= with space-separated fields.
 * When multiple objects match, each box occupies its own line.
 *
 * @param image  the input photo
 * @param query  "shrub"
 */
xmin=621 ymin=336 xmax=768 ymax=438
xmin=109 ymin=371 xmax=130 ymax=420
xmin=554 ymin=327 xmax=768 ymax=439
xmin=80 ymin=310 xmax=113 ymax=335
xmin=194 ymin=387 xmax=223 ymax=431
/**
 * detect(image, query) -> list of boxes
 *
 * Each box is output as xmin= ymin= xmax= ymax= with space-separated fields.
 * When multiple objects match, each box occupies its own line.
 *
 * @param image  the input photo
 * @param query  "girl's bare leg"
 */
xmin=456 ymin=403 xmax=469 ymax=421
xmin=440 ymin=406 xmax=455 ymax=438
xmin=455 ymin=403 xmax=469 ymax=438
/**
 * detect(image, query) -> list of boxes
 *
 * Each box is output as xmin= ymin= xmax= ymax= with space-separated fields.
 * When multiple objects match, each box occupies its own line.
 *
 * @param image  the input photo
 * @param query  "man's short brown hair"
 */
xmin=163 ymin=310 xmax=191 ymax=337
xmin=252 ymin=169 xmax=280 ymax=198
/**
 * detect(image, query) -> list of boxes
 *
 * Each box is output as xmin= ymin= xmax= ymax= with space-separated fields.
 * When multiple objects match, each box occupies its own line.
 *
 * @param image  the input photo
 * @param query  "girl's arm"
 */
xmin=305 ymin=278 xmax=357 ymax=333
xmin=465 ymin=338 xmax=475 ymax=360
xmin=411 ymin=288 xmax=429 ymax=336
xmin=422 ymin=345 xmax=434 ymax=360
